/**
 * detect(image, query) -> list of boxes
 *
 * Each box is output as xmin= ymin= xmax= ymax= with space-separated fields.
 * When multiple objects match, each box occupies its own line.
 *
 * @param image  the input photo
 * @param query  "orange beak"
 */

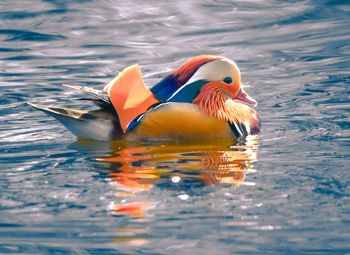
xmin=235 ymin=88 xmax=257 ymax=106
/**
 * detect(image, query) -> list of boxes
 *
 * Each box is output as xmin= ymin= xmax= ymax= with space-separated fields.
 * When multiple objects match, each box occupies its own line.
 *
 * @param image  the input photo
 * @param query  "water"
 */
xmin=1 ymin=0 xmax=349 ymax=254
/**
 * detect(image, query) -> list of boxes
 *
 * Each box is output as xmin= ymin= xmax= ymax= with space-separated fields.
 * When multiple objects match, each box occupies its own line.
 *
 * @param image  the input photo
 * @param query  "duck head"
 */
xmin=161 ymin=55 xmax=258 ymax=128
xmin=164 ymin=55 xmax=256 ymax=106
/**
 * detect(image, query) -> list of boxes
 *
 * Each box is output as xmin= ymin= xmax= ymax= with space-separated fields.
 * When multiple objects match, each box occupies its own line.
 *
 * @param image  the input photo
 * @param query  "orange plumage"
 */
xmin=193 ymin=81 xmax=258 ymax=128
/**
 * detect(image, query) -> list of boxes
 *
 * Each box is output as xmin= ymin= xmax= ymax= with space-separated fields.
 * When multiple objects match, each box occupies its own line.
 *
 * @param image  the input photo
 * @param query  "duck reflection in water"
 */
xmin=96 ymin=136 xmax=259 ymax=217
xmin=69 ymin=136 xmax=259 ymax=245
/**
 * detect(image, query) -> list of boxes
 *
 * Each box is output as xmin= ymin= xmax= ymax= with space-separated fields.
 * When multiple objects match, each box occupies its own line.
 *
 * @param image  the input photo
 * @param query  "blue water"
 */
xmin=1 ymin=0 xmax=350 ymax=254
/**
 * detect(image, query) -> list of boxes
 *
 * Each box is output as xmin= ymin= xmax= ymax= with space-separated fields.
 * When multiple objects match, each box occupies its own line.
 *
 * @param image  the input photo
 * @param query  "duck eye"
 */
xmin=223 ymin=77 xmax=232 ymax=84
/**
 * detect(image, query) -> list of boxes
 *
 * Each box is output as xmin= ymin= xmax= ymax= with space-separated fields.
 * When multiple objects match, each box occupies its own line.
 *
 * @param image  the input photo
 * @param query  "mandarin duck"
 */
xmin=29 ymin=55 xmax=261 ymax=141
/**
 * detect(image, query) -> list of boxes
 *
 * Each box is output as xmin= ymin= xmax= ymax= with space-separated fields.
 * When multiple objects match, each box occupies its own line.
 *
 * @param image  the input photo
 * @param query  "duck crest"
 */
xmin=172 ymin=55 xmax=223 ymax=86
xmin=151 ymin=55 xmax=222 ymax=101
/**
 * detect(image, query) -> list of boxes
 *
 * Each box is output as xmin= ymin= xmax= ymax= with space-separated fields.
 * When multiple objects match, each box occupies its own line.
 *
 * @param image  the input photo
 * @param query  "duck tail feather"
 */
xmin=63 ymin=84 xmax=111 ymax=104
xmin=27 ymin=102 xmax=115 ymax=141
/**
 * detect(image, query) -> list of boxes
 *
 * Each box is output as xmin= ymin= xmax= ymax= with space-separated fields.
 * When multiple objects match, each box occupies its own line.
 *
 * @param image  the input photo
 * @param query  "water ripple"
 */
xmin=0 ymin=29 xmax=66 ymax=41
xmin=0 ymin=0 xmax=349 ymax=253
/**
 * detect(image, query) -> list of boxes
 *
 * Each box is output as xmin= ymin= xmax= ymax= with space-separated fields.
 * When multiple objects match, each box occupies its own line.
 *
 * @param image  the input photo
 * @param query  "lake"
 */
xmin=0 ymin=0 xmax=349 ymax=254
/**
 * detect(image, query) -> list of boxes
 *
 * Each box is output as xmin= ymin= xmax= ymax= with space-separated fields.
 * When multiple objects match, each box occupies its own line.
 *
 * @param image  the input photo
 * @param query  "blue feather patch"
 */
xmin=167 ymin=80 xmax=208 ymax=103
xmin=150 ymin=75 xmax=179 ymax=101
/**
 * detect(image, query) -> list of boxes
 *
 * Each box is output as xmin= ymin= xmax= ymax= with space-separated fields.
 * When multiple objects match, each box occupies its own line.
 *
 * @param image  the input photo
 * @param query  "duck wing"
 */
xmin=28 ymin=102 xmax=121 ymax=141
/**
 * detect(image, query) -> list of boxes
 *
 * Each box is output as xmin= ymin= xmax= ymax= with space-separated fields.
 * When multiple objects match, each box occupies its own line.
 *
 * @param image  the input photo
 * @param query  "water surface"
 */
xmin=1 ymin=0 xmax=349 ymax=254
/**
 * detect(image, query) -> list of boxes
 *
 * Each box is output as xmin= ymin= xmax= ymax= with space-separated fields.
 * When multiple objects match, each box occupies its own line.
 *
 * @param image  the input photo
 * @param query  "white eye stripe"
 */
xmin=184 ymin=58 xmax=240 ymax=85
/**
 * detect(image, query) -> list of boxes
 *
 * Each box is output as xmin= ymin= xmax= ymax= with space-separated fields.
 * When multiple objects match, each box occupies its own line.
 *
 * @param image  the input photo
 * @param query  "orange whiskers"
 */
xmin=193 ymin=81 xmax=255 ymax=126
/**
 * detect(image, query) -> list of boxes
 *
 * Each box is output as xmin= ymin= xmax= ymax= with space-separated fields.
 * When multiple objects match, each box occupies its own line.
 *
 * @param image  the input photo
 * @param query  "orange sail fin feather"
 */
xmin=104 ymin=65 xmax=159 ymax=133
